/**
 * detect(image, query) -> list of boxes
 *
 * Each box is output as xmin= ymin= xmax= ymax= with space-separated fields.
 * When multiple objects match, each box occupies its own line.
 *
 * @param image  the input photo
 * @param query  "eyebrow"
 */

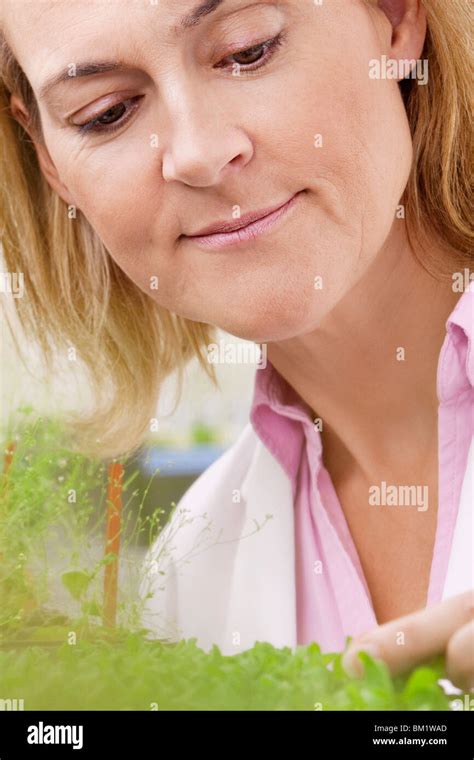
xmin=180 ymin=0 xmax=226 ymax=29
xmin=38 ymin=0 xmax=227 ymax=100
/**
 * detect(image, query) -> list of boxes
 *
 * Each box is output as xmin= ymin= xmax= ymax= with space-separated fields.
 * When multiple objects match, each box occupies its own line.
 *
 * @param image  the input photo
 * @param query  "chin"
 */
xmin=211 ymin=292 xmax=328 ymax=344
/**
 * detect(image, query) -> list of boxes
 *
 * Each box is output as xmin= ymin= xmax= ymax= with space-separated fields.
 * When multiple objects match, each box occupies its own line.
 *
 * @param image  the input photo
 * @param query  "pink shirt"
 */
xmin=250 ymin=286 xmax=473 ymax=652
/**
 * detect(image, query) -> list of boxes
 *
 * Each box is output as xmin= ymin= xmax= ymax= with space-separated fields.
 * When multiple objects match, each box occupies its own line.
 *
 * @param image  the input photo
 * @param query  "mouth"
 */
xmin=181 ymin=191 xmax=304 ymax=250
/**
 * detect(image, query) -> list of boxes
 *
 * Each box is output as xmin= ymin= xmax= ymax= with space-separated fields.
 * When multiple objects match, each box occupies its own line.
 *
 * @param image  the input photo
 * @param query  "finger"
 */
xmin=342 ymin=590 xmax=474 ymax=677
xmin=446 ymin=620 xmax=474 ymax=691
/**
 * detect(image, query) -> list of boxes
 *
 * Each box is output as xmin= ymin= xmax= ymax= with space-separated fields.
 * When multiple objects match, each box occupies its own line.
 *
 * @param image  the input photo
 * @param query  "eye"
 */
xmin=95 ymin=102 xmax=126 ymax=125
xmin=75 ymin=96 xmax=143 ymax=134
xmin=216 ymin=31 xmax=286 ymax=72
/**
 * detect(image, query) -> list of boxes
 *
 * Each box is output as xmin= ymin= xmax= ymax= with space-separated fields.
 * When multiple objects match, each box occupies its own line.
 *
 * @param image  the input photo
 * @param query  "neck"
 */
xmin=267 ymin=222 xmax=461 ymax=483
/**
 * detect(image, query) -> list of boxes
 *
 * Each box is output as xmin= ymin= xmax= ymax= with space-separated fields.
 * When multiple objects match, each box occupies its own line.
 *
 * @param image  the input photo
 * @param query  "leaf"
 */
xmin=61 ymin=571 xmax=92 ymax=601
xmin=402 ymin=666 xmax=441 ymax=698
xmin=98 ymin=552 xmax=118 ymax=567
xmin=81 ymin=600 xmax=102 ymax=617
xmin=358 ymin=651 xmax=394 ymax=694
xmin=122 ymin=470 xmax=140 ymax=491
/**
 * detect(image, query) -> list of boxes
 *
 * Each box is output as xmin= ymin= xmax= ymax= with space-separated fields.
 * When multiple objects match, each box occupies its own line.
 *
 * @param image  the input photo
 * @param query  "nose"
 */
xmin=161 ymin=93 xmax=254 ymax=187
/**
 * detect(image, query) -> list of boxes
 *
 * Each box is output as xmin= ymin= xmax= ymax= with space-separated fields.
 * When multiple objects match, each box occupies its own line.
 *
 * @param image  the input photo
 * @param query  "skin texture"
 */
xmin=3 ymin=0 xmax=472 ymax=687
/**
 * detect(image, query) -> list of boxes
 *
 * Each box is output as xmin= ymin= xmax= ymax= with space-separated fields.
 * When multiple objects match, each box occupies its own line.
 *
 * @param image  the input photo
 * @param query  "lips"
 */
xmin=184 ymin=193 xmax=301 ymax=238
xmin=183 ymin=191 xmax=304 ymax=248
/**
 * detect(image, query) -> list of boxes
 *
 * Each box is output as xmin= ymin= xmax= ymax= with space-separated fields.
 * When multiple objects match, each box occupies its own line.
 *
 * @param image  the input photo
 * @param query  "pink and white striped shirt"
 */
xmin=250 ymin=287 xmax=473 ymax=652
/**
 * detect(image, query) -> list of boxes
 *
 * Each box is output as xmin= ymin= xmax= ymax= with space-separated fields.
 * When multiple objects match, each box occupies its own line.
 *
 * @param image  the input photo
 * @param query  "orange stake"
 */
xmin=2 ymin=440 xmax=16 ymax=498
xmin=103 ymin=462 xmax=124 ymax=628
xmin=3 ymin=441 xmax=16 ymax=475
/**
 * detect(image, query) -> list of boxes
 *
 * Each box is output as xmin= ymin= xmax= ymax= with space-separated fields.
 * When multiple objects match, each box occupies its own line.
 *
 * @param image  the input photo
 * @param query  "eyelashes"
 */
xmin=215 ymin=30 xmax=286 ymax=72
xmin=74 ymin=31 xmax=287 ymax=136
xmin=76 ymin=96 xmax=143 ymax=135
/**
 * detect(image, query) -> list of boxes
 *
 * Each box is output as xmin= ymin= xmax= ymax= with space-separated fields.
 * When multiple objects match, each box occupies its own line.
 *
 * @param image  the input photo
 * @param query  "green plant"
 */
xmin=0 ymin=412 xmax=470 ymax=713
xmin=190 ymin=422 xmax=219 ymax=445
xmin=0 ymin=635 xmax=467 ymax=711
xmin=0 ymin=410 xmax=165 ymax=639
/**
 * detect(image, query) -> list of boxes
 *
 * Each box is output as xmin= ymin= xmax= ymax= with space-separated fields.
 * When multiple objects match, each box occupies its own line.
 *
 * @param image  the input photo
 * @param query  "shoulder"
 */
xmin=151 ymin=420 xmax=261 ymax=546
xmin=178 ymin=422 xmax=261 ymax=504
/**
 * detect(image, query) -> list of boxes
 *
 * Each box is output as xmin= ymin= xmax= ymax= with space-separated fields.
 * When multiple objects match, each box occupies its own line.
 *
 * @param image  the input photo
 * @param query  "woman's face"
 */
xmin=5 ymin=0 xmax=414 ymax=341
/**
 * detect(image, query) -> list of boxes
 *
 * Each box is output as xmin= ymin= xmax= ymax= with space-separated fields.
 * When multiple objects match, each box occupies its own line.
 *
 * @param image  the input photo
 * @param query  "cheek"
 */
xmin=265 ymin=12 xmax=413 ymax=253
xmin=58 ymin=139 xmax=170 ymax=287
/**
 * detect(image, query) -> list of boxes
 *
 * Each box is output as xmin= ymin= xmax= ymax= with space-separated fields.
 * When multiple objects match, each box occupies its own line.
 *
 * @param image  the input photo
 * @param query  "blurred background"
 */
xmin=1 ymin=298 xmax=258 ymax=537
xmin=1 ymin=311 xmax=257 ymax=440
xmin=1 ymin=296 xmax=261 ymax=622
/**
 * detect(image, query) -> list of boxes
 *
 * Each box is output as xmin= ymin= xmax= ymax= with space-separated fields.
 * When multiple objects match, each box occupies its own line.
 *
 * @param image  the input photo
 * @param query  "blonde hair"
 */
xmin=401 ymin=1 xmax=473 ymax=270
xmin=0 ymin=0 xmax=472 ymax=458
xmin=0 ymin=39 xmax=216 ymax=460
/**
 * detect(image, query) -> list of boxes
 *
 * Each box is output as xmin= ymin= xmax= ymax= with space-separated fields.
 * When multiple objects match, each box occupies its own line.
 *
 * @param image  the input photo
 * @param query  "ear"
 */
xmin=378 ymin=0 xmax=427 ymax=64
xmin=10 ymin=93 xmax=76 ymax=207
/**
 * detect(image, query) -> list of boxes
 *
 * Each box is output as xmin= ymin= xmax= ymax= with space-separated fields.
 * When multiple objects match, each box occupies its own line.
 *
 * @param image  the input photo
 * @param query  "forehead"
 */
xmin=2 ymin=0 xmax=190 ymax=25
xmin=1 ymin=0 xmax=276 ymax=47
xmin=1 ymin=0 xmax=238 ymax=84
xmin=2 ymin=0 xmax=185 ymax=47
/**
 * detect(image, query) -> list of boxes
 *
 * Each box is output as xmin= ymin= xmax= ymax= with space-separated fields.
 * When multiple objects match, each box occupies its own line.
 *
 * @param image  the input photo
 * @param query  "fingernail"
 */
xmin=342 ymin=642 xmax=381 ymax=677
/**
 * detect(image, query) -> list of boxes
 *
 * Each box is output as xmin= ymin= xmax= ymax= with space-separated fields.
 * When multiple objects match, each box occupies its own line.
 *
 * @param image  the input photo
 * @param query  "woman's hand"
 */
xmin=342 ymin=590 xmax=474 ymax=691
